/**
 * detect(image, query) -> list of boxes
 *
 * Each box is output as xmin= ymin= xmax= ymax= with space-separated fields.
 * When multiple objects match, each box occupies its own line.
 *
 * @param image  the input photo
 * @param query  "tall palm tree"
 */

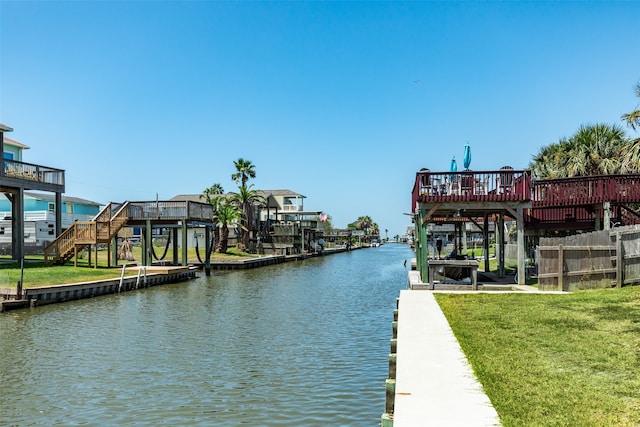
xmin=215 ymin=199 xmax=242 ymax=253
xmin=200 ymin=183 xmax=225 ymax=251
xmin=230 ymin=158 xmax=259 ymax=250
xmin=622 ymin=82 xmax=640 ymax=131
xmin=232 ymin=158 xmax=256 ymax=188
xmin=229 ymin=184 xmax=265 ymax=250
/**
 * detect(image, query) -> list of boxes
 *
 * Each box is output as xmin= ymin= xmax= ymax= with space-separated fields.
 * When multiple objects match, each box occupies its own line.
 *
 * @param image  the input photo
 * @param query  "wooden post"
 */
xmin=558 ymin=244 xmax=564 ymax=291
xmin=172 ymin=227 xmax=179 ymax=265
xmin=146 ymin=220 xmax=153 ymax=266
xmin=603 ymin=201 xmax=612 ymax=230
xmin=205 ymin=226 xmax=211 ymax=276
xmin=517 ymin=208 xmax=525 ymax=286
xmin=483 ymin=213 xmax=490 ymax=273
xmin=419 ymin=211 xmax=428 ymax=282
xmin=498 ymin=213 xmax=505 ymax=277
xmin=616 ymin=232 xmax=623 ymax=288
xmin=182 ymin=221 xmax=188 ymax=267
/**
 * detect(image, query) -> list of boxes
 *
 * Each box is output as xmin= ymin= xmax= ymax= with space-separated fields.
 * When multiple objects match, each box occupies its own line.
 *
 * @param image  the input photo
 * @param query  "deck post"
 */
xmin=205 ymin=226 xmax=211 ymax=276
xmin=483 ymin=213 xmax=490 ymax=272
xmin=182 ymin=221 xmax=188 ymax=267
xmin=55 ymin=192 xmax=62 ymax=238
xmin=603 ymin=201 xmax=612 ymax=230
xmin=516 ymin=208 xmax=525 ymax=285
xmin=172 ymin=227 xmax=179 ymax=265
xmin=418 ymin=210 xmax=428 ymax=282
xmin=145 ymin=220 xmax=152 ymax=266
xmin=11 ymin=188 xmax=25 ymax=261
xmin=497 ymin=213 xmax=505 ymax=277
xmin=110 ymin=236 xmax=117 ymax=267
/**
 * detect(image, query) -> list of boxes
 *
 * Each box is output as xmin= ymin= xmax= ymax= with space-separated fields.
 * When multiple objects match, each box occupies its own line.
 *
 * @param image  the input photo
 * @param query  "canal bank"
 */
xmin=0 ymin=246 xmax=359 ymax=312
xmin=383 ymin=269 xmax=569 ymax=425
xmin=0 ymin=266 xmax=197 ymax=312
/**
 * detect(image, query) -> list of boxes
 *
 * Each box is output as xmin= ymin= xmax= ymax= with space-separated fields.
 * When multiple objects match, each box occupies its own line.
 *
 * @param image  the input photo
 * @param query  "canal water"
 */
xmin=0 ymin=243 xmax=414 ymax=426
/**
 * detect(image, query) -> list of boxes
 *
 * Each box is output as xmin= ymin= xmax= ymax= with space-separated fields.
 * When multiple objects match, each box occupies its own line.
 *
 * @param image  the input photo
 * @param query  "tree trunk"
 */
xmin=219 ymin=225 xmax=229 ymax=253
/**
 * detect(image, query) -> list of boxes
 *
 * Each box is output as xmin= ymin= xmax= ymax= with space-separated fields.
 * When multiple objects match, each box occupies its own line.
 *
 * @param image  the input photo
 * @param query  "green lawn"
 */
xmin=436 ymin=287 xmax=640 ymax=426
xmin=0 ymin=247 xmax=256 ymax=288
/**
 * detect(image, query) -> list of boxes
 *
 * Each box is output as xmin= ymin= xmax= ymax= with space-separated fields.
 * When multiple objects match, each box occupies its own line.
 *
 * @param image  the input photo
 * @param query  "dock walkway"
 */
xmin=391 ymin=289 xmax=501 ymax=426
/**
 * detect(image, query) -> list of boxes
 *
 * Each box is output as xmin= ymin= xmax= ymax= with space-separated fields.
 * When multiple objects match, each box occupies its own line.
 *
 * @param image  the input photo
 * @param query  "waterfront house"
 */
xmin=172 ymin=189 xmax=326 ymax=255
xmin=0 ymin=192 xmax=100 ymax=254
xmin=0 ymin=124 xmax=65 ymax=260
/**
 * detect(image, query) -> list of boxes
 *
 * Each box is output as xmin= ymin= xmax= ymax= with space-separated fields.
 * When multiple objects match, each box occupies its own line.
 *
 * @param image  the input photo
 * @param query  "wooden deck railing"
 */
xmin=413 ymin=170 xmax=640 ymax=211
xmin=412 ymin=168 xmax=531 ymax=209
xmin=533 ymin=174 xmax=640 ymax=207
xmin=1 ymin=159 xmax=64 ymax=187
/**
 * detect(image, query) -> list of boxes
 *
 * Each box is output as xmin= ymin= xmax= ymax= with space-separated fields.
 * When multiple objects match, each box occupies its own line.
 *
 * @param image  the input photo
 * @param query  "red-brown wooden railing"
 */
xmin=411 ymin=168 xmax=531 ymax=210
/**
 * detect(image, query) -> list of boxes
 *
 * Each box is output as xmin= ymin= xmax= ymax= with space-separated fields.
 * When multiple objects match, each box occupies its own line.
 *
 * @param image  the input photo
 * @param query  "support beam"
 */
xmin=145 ymin=220 xmax=152 ymax=266
xmin=172 ymin=227 xmax=179 ymax=265
xmin=603 ymin=201 xmax=612 ymax=230
xmin=498 ymin=213 xmax=505 ymax=277
xmin=483 ymin=213 xmax=490 ymax=273
xmin=417 ymin=211 xmax=428 ymax=280
xmin=516 ymin=208 xmax=525 ymax=285
xmin=11 ymin=188 xmax=24 ymax=261
xmin=182 ymin=221 xmax=188 ymax=267
xmin=55 ymin=192 xmax=62 ymax=238
xmin=205 ymin=226 xmax=211 ymax=276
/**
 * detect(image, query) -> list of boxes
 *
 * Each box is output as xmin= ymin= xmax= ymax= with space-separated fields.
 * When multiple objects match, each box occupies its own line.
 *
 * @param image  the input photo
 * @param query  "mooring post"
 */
xmin=17 ymin=257 xmax=24 ymax=299
xmin=118 ymin=264 xmax=126 ymax=293
xmin=205 ymin=226 xmax=211 ymax=276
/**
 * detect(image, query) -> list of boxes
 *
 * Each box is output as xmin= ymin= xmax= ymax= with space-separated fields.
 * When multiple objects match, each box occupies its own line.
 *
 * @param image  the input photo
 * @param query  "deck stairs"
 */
xmin=44 ymin=202 xmax=130 ymax=265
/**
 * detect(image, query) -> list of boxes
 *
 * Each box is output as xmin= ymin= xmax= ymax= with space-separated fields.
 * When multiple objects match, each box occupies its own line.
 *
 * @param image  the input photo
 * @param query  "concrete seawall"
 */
xmin=1 ymin=266 xmax=196 ymax=312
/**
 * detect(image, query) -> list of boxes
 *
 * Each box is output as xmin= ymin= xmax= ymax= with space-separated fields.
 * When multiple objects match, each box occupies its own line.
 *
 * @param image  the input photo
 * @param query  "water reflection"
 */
xmin=0 ymin=244 xmax=414 ymax=426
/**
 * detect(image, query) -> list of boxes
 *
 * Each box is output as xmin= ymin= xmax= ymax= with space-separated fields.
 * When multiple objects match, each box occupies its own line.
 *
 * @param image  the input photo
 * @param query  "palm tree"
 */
xmin=229 ymin=184 xmax=265 ymax=250
xmin=355 ymin=215 xmax=373 ymax=234
xmin=215 ymin=199 xmax=242 ymax=253
xmin=530 ymin=123 xmax=628 ymax=178
xmin=622 ymin=82 xmax=640 ymax=131
xmin=200 ymin=184 xmax=225 ymax=251
xmin=232 ymin=158 xmax=256 ymax=188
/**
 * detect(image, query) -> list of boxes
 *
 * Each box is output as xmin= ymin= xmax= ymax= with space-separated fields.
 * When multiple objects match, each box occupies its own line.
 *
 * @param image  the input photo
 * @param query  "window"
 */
xmin=48 ymin=202 xmax=55 ymax=213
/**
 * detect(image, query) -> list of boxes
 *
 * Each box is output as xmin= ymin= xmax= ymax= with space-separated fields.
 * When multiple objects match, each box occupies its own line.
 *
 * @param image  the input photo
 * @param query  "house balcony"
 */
xmin=1 ymin=158 xmax=65 ymax=193
xmin=281 ymin=204 xmax=303 ymax=212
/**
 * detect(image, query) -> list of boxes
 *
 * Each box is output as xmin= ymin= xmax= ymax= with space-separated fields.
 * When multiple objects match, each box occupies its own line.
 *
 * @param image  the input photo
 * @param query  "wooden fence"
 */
xmin=537 ymin=225 xmax=640 ymax=291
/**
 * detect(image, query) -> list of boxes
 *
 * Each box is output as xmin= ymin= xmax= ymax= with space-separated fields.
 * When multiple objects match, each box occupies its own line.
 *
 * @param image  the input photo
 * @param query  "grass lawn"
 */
xmin=0 ymin=246 xmax=257 ymax=288
xmin=436 ymin=287 xmax=640 ymax=426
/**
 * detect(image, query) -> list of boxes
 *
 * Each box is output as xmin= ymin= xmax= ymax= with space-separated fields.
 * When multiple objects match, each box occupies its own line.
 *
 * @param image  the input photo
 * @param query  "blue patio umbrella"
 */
xmin=450 ymin=156 xmax=457 ymax=180
xmin=463 ymin=142 xmax=471 ymax=170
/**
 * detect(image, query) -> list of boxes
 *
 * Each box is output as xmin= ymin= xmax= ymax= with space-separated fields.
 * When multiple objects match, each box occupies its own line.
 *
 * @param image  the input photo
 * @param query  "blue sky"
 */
xmin=1 ymin=1 xmax=639 ymax=237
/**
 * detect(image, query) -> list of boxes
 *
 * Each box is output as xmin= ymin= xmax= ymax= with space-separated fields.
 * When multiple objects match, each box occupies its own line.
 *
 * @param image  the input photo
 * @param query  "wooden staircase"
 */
xmin=44 ymin=202 xmax=130 ymax=265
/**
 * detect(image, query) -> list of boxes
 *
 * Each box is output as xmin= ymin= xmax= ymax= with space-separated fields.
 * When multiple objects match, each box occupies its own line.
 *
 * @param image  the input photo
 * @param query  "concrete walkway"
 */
xmin=393 ymin=289 xmax=501 ymax=426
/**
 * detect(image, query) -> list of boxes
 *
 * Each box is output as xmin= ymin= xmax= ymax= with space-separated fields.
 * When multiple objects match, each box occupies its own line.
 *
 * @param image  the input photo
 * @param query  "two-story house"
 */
xmin=0 ymin=123 xmax=65 ymax=260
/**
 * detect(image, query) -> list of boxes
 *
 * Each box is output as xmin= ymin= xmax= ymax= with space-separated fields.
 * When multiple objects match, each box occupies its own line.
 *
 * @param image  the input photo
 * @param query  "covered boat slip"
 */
xmin=412 ymin=168 xmax=532 ymax=287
